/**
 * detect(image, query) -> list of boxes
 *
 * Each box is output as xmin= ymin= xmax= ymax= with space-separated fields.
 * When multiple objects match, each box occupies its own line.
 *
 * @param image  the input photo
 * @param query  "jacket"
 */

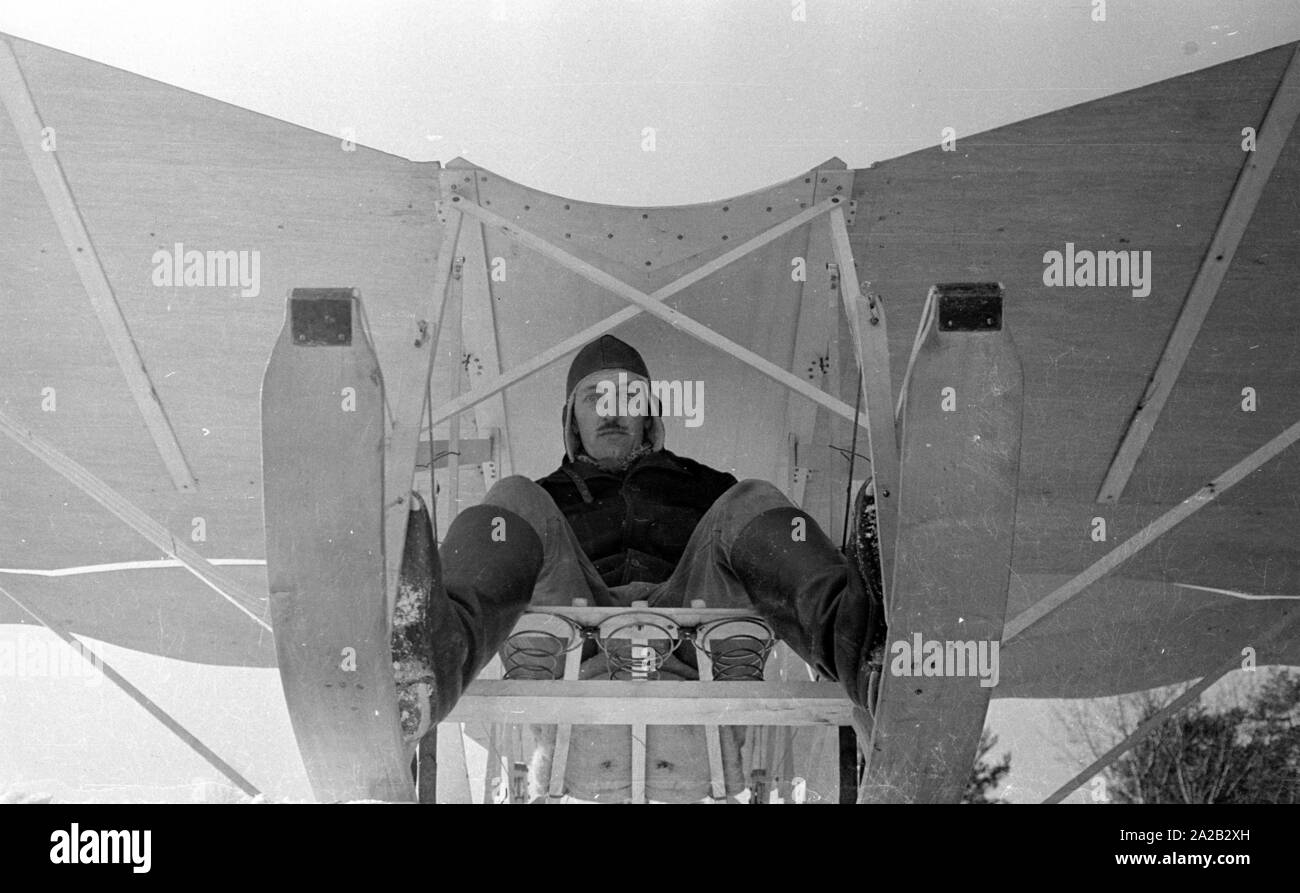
xmin=535 ymin=449 xmax=738 ymax=586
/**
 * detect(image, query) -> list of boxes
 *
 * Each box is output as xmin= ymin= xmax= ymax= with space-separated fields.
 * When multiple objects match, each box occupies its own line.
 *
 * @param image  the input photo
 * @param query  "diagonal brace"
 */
xmin=1005 ymin=418 xmax=1300 ymax=643
xmin=443 ymin=194 xmax=872 ymax=431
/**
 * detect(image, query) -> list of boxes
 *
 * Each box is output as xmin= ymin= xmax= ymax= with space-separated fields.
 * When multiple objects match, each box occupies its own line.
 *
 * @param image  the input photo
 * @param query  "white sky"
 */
xmin=1 ymin=0 xmax=1298 ymax=803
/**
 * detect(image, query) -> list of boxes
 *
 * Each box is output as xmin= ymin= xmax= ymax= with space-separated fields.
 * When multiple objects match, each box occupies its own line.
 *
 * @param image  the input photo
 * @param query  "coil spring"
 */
xmin=596 ymin=614 xmax=680 ymax=680
xmin=500 ymin=614 xmax=584 ymax=680
xmin=694 ymin=617 xmax=776 ymax=681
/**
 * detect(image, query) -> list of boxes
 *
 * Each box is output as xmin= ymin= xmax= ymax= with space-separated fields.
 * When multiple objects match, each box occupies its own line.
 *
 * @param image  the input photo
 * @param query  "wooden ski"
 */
xmin=859 ymin=283 xmax=1023 ymax=803
xmin=262 ymin=287 xmax=414 ymax=802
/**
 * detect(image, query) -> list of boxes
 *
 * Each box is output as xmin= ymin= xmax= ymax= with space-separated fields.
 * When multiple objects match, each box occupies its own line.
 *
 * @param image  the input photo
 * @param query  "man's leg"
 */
xmin=651 ymin=478 xmax=883 ymax=710
xmin=394 ymin=475 xmax=613 ymax=731
xmin=478 ymin=476 xmax=614 ymax=608
xmin=649 ymin=478 xmax=793 ymax=610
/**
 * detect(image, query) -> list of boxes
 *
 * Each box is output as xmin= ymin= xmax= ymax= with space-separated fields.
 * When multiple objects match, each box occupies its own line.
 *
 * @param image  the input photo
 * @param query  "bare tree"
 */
xmin=962 ymin=727 xmax=1012 ymax=803
xmin=1054 ymin=671 xmax=1300 ymax=804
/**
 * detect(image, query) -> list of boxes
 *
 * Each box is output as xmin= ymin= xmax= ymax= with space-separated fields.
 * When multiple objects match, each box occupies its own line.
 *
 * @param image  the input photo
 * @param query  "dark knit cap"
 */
xmin=565 ymin=335 xmax=650 ymax=396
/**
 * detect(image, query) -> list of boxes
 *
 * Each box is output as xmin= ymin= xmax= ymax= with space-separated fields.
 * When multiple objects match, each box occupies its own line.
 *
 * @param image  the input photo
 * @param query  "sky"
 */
xmin=1 ymin=0 xmax=1298 ymax=804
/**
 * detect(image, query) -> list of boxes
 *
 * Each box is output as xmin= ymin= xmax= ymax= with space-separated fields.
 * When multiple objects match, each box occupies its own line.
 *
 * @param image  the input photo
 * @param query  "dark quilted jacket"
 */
xmin=536 ymin=449 xmax=738 ymax=586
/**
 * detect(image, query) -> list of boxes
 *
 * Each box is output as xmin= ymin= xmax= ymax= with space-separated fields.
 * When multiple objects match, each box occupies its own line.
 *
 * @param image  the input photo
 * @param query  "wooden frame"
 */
xmin=1097 ymin=45 xmax=1300 ymax=503
xmin=428 ymin=196 xmax=870 ymax=431
xmin=1006 ymin=417 xmax=1300 ymax=643
xmin=0 ymin=40 xmax=196 ymax=492
xmin=0 ymin=407 xmax=269 ymax=630
xmin=446 ymin=680 xmax=853 ymax=726
xmin=417 ymin=172 xmax=886 ymax=801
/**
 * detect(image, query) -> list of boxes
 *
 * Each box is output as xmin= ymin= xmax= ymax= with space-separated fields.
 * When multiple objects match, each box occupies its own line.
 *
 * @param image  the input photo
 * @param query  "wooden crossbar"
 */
xmin=829 ymin=207 xmax=899 ymax=598
xmin=524 ymin=605 xmax=754 ymax=627
xmin=0 ymin=408 xmax=270 ymax=631
xmin=1 ymin=581 xmax=260 ymax=798
xmin=447 ymin=165 xmax=516 ymax=483
xmin=1005 ymin=418 xmax=1300 ymax=643
xmin=435 ymin=196 xmax=871 ymax=432
xmin=445 ymin=681 xmax=853 ymax=726
xmin=382 ymin=209 xmax=463 ymax=620
xmin=0 ymin=40 xmax=196 ymax=493
xmin=1097 ymin=44 xmax=1300 ymax=503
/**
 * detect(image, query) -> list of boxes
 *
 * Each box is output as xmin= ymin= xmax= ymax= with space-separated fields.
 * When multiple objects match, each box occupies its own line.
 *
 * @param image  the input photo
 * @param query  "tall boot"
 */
xmin=392 ymin=496 xmax=544 ymax=738
xmin=727 ymin=505 xmax=885 ymax=711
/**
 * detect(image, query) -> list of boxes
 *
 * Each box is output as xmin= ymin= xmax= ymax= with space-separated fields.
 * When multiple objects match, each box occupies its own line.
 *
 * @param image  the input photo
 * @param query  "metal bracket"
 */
xmin=290 ymin=287 xmax=357 ymax=346
xmin=934 ymin=282 xmax=1004 ymax=332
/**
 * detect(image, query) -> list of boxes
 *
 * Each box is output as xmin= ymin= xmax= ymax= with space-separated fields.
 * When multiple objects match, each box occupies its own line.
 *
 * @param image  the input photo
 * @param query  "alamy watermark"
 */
xmin=594 ymin=372 xmax=704 ymax=428
xmin=0 ymin=631 xmax=103 ymax=687
xmin=888 ymin=633 xmax=999 ymax=688
xmin=50 ymin=823 xmax=151 ymax=873
xmin=1042 ymin=242 xmax=1151 ymax=297
xmin=151 ymin=242 xmax=261 ymax=297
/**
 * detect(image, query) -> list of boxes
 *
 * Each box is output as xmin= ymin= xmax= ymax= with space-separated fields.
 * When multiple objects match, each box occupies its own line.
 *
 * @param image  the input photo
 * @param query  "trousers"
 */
xmin=471 ymin=475 xmax=790 ymax=802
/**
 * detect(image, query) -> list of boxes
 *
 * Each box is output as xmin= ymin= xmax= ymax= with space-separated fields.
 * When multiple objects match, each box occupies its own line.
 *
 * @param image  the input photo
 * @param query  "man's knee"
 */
xmin=483 ymin=475 xmax=555 ymax=524
xmin=484 ymin=474 xmax=548 ymax=508
xmin=717 ymin=478 xmax=790 ymax=514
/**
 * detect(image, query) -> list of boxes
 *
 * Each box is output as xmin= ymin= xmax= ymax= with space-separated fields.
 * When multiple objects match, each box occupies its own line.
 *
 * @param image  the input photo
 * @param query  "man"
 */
xmin=394 ymin=334 xmax=884 ymax=800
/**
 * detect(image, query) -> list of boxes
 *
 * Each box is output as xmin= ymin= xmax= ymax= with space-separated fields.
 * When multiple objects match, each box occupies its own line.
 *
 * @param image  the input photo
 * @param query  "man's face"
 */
xmin=572 ymin=369 xmax=647 ymax=462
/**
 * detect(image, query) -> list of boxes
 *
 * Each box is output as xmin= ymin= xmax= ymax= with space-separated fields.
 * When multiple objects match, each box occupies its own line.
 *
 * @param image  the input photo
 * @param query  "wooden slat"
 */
xmin=0 ymin=39 xmax=196 ymax=492
xmin=629 ymin=599 xmax=649 ymax=804
xmin=695 ymin=648 xmax=728 ymax=801
xmin=0 ymin=581 xmax=259 ymax=797
xmin=1006 ymin=418 xmax=1300 ymax=642
xmin=445 ymin=681 xmax=853 ymax=726
xmin=427 ymin=190 xmax=837 ymax=426
xmin=784 ymin=168 xmax=851 ymax=520
xmin=382 ymin=205 xmax=462 ymax=619
xmin=446 ymin=164 xmax=516 ymax=481
xmin=828 ymin=207 xmax=900 ymax=600
xmin=445 ymin=260 xmax=465 ymax=525
xmin=547 ymin=603 xmax=586 ymax=802
xmin=692 ymin=599 xmax=728 ymax=801
xmin=1097 ymin=44 xmax=1300 ymax=503
xmin=433 ymin=196 xmax=869 ymax=430
xmin=0 ymin=407 xmax=269 ymax=630
xmin=434 ymin=724 xmax=473 ymax=804
xmin=523 ymin=605 xmax=756 ymax=627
